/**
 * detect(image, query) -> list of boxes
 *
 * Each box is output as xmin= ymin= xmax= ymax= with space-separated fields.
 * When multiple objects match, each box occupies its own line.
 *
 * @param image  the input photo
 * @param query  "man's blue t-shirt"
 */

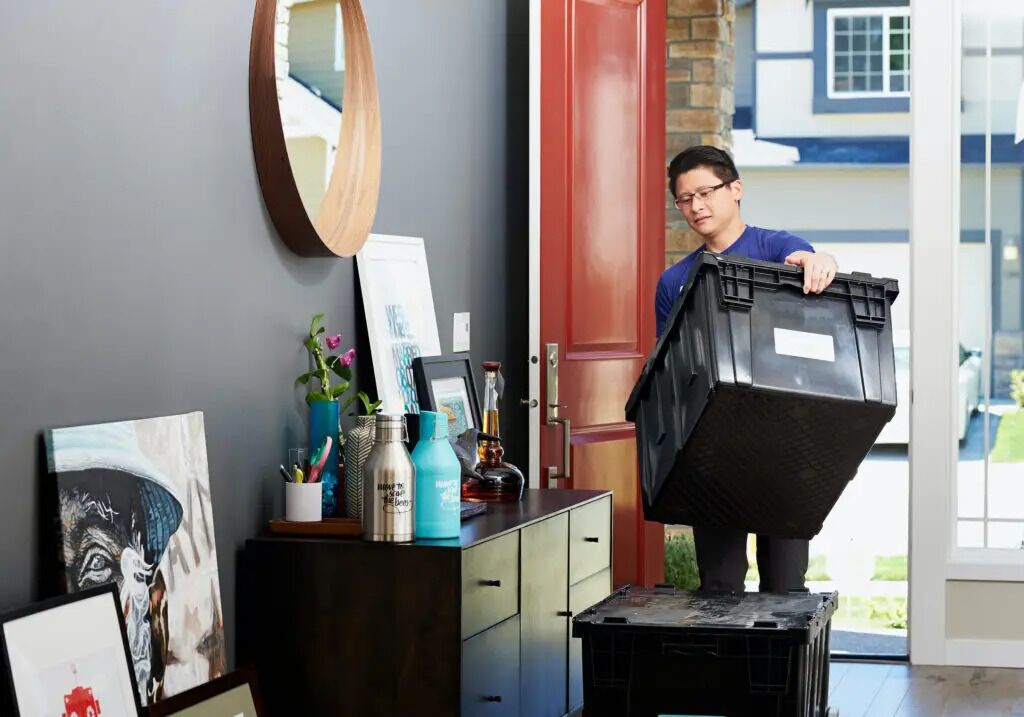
xmin=655 ymin=225 xmax=813 ymax=336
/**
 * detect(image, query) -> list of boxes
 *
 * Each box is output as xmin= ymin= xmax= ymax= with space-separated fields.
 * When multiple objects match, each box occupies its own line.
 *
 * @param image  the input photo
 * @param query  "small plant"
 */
xmin=297 ymin=313 xmax=381 ymax=415
xmin=1010 ymin=369 xmax=1024 ymax=408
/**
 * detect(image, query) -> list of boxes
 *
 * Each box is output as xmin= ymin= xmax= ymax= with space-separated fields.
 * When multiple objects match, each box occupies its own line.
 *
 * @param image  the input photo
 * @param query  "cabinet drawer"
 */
xmin=568 ymin=568 xmax=612 ymax=713
xmin=462 ymin=616 xmax=521 ymax=717
xmin=462 ymin=531 xmax=519 ymax=639
xmin=569 ymin=497 xmax=611 ymax=585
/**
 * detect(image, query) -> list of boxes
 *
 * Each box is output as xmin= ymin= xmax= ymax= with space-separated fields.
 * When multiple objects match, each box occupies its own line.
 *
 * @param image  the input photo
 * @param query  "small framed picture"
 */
xmin=147 ymin=668 xmax=264 ymax=717
xmin=0 ymin=583 xmax=143 ymax=717
xmin=413 ymin=353 xmax=482 ymax=439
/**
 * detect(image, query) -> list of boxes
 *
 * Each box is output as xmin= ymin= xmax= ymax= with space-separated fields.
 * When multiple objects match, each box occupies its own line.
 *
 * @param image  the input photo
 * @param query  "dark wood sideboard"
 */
xmin=239 ymin=489 xmax=613 ymax=716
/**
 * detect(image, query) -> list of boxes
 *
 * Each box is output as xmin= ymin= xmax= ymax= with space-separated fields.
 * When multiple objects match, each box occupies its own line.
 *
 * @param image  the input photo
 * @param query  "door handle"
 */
xmin=545 ymin=342 xmax=571 ymax=486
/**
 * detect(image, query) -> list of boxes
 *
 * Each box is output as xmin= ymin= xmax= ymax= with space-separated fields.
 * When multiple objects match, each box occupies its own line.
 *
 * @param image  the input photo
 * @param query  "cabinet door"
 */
xmin=568 ymin=567 xmax=612 ymax=713
xmin=462 ymin=616 xmax=521 ymax=717
xmin=521 ymin=513 xmax=569 ymax=717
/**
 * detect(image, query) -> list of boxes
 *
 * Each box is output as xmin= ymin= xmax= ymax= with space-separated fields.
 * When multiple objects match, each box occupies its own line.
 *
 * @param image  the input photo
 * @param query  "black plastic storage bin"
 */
xmin=573 ymin=585 xmax=838 ymax=717
xmin=625 ymin=253 xmax=899 ymax=538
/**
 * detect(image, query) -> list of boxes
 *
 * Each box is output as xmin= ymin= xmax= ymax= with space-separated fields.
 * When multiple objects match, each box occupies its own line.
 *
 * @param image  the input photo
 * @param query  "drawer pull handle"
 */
xmin=480 ymin=579 xmax=502 ymax=587
xmin=557 ymin=610 xmax=573 ymax=617
xmin=584 ymin=536 xmax=600 ymax=543
xmin=483 ymin=695 xmax=503 ymax=703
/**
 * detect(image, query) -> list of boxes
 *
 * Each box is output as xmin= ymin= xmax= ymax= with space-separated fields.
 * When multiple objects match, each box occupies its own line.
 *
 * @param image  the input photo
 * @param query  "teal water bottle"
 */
xmin=412 ymin=411 xmax=461 ymax=539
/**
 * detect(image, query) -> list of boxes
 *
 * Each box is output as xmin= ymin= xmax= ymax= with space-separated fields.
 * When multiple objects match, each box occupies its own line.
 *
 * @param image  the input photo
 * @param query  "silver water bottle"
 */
xmin=362 ymin=414 xmax=415 ymax=542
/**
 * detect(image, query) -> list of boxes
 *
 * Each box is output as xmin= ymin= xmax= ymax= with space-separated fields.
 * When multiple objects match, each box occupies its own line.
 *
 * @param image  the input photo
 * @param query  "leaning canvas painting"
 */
xmin=45 ymin=412 xmax=226 ymax=706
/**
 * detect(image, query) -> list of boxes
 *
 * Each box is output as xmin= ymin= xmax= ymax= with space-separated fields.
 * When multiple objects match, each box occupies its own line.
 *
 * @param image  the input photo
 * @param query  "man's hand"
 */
xmin=785 ymin=251 xmax=838 ymax=294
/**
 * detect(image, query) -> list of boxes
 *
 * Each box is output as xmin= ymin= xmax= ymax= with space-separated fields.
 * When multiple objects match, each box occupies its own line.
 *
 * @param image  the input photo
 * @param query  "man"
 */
xmin=657 ymin=145 xmax=839 ymax=593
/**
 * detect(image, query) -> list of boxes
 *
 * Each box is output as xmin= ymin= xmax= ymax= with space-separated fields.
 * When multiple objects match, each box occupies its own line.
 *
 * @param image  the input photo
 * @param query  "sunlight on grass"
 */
xmin=991 ymin=410 xmax=1024 ymax=463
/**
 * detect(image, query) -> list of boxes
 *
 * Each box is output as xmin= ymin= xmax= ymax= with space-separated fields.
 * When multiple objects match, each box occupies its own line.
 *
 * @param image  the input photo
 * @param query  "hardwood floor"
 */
xmin=829 ymin=661 xmax=1024 ymax=716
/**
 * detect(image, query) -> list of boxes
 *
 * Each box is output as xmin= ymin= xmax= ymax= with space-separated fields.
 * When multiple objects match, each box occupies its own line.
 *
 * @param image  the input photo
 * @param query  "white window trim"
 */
xmin=826 ymin=6 xmax=911 ymax=100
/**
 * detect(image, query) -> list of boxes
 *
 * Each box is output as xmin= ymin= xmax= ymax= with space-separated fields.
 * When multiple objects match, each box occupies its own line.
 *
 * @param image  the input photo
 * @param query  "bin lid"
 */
xmin=573 ymin=584 xmax=838 ymax=641
xmin=625 ymin=253 xmax=899 ymax=421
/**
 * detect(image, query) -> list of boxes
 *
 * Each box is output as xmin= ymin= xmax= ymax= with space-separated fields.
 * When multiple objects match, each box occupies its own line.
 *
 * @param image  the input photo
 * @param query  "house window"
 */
xmin=827 ymin=8 xmax=910 ymax=98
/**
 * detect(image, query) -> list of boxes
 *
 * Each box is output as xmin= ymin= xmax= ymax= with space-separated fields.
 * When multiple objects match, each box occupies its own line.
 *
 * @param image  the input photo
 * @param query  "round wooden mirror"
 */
xmin=250 ymin=0 xmax=381 ymax=257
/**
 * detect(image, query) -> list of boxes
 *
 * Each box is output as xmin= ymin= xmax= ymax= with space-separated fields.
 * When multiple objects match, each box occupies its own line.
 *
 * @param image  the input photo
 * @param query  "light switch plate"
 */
xmin=453 ymin=312 xmax=471 ymax=352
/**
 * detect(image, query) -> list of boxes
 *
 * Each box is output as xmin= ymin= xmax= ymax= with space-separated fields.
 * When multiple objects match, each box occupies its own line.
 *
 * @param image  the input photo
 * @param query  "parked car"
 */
xmin=874 ymin=330 xmax=983 ymax=445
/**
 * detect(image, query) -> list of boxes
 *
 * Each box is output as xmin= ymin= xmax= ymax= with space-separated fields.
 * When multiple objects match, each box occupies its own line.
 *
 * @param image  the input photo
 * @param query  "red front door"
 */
xmin=539 ymin=0 xmax=665 ymax=588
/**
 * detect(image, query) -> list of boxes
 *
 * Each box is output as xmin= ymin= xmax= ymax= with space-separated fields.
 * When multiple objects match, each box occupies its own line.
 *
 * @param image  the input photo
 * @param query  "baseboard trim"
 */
xmin=945 ymin=639 xmax=1024 ymax=668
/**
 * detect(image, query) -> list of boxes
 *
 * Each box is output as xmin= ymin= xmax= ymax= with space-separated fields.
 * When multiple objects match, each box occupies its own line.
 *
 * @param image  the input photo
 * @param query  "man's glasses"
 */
xmin=674 ymin=180 xmax=733 ymax=209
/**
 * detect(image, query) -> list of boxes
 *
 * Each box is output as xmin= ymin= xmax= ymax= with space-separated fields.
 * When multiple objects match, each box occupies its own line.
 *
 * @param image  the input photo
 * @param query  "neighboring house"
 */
xmin=733 ymin=0 xmax=1024 ymax=398
xmin=275 ymin=0 xmax=345 ymax=220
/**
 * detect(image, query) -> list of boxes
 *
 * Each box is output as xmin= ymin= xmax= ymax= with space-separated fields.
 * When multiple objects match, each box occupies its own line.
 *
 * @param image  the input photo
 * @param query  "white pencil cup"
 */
xmin=285 ymin=482 xmax=323 ymax=522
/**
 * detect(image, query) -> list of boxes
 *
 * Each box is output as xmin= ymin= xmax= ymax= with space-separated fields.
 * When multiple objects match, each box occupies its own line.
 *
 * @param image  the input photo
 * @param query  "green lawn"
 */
xmin=833 ymin=595 xmax=907 ymax=631
xmin=872 ymin=554 xmax=908 ymax=581
xmin=992 ymin=410 xmax=1024 ymax=463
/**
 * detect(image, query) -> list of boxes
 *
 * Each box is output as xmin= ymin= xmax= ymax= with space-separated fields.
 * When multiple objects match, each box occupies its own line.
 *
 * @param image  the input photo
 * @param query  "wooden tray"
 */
xmin=267 ymin=517 xmax=362 ymax=538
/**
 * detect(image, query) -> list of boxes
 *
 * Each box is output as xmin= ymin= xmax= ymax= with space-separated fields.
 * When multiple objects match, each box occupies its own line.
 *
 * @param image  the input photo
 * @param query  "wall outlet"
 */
xmin=453 ymin=312 xmax=471 ymax=352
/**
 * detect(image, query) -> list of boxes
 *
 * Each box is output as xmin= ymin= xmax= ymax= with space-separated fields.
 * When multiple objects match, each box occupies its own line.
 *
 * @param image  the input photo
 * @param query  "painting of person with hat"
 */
xmin=47 ymin=413 xmax=225 ymax=705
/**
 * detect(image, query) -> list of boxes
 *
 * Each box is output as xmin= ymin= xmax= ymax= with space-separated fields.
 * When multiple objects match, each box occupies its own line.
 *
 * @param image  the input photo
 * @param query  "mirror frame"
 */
xmin=249 ymin=0 xmax=382 ymax=257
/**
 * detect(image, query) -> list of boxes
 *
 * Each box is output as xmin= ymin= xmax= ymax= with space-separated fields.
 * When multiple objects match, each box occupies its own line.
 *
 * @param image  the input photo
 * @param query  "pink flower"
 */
xmin=325 ymin=334 xmax=342 ymax=351
xmin=341 ymin=348 xmax=356 ymax=367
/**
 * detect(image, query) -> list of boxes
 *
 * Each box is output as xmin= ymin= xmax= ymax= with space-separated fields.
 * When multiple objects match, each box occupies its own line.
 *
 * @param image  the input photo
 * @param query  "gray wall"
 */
xmin=0 ymin=0 xmax=526 ymax=665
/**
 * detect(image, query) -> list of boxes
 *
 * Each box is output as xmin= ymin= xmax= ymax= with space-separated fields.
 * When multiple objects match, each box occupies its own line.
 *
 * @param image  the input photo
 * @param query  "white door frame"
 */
xmin=528 ymin=0 xmax=541 ymax=489
xmin=908 ymin=0 xmax=961 ymax=667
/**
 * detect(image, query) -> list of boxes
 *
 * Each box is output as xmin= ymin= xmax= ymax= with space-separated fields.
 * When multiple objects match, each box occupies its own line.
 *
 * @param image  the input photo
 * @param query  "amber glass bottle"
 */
xmin=462 ymin=362 xmax=524 ymax=502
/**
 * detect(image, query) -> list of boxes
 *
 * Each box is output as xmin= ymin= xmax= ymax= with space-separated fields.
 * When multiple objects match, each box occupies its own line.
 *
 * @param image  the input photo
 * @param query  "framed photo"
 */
xmin=147 ymin=668 xmax=264 ymax=717
xmin=412 ymin=353 xmax=482 ymax=439
xmin=356 ymin=234 xmax=442 ymax=415
xmin=0 ymin=583 xmax=144 ymax=717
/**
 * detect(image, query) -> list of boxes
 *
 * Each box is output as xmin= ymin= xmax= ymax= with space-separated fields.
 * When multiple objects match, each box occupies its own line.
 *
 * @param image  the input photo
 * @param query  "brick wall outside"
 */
xmin=665 ymin=0 xmax=736 ymax=268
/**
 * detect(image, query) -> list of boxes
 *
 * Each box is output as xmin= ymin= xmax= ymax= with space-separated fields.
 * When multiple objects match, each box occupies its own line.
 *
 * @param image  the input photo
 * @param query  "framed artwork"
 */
xmin=147 ymin=668 xmax=264 ymax=717
xmin=0 ymin=583 xmax=144 ymax=717
xmin=45 ymin=412 xmax=226 ymax=706
xmin=412 ymin=353 xmax=482 ymax=440
xmin=356 ymin=234 xmax=442 ymax=415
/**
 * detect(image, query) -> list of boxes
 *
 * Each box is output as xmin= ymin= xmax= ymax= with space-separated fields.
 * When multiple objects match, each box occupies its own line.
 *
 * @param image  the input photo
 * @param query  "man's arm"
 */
xmin=654 ymin=276 xmax=673 ymax=337
xmin=770 ymin=231 xmax=838 ymax=295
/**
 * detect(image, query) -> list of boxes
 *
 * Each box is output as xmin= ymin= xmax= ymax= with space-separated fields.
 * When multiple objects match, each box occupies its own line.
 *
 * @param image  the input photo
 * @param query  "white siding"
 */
xmin=756 ymin=59 xmax=911 ymax=137
xmin=288 ymin=0 xmax=344 ymax=108
xmin=737 ymin=165 xmax=1022 ymax=347
xmin=756 ymin=0 xmax=813 ymax=53
xmin=738 ymin=166 xmax=909 ymax=229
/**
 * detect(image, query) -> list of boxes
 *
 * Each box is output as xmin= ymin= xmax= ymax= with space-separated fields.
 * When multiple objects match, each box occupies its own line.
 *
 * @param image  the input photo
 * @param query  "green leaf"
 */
xmin=309 ymin=313 xmax=324 ymax=336
xmin=359 ymin=392 xmax=382 ymax=415
xmin=303 ymin=336 xmax=318 ymax=351
xmin=307 ymin=391 xmax=331 ymax=403
xmin=315 ymin=326 xmax=325 ymax=335
xmin=296 ymin=372 xmax=312 ymax=385
xmin=341 ymin=395 xmax=359 ymax=413
xmin=329 ymin=382 xmax=350 ymax=398
xmin=331 ymin=362 xmax=353 ymax=381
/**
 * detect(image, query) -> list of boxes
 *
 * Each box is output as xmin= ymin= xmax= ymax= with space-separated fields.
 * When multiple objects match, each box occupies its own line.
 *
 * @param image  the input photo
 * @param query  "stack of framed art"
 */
xmin=0 ymin=585 xmax=264 ymax=716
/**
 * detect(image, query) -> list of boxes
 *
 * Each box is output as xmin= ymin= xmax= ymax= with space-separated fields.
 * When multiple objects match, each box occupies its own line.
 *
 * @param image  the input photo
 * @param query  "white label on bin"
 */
xmin=773 ymin=328 xmax=835 ymax=362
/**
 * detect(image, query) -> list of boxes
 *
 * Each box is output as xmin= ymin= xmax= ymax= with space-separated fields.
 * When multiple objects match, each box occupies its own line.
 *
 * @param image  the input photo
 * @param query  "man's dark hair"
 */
xmin=667 ymin=145 xmax=739 ymax=198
